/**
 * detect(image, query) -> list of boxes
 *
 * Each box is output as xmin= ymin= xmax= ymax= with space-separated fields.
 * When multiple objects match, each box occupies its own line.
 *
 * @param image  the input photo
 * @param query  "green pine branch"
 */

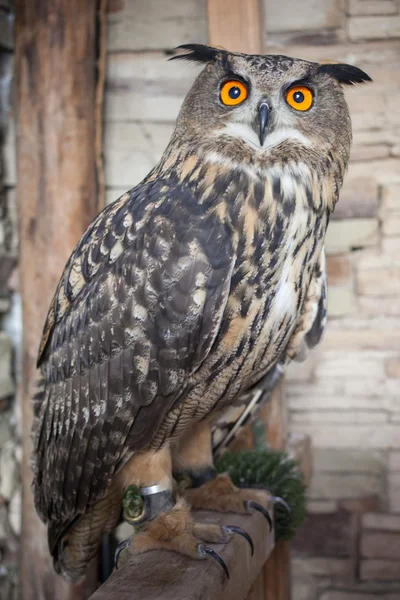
xmin=216 ymin=448 xmax=307 ymax=541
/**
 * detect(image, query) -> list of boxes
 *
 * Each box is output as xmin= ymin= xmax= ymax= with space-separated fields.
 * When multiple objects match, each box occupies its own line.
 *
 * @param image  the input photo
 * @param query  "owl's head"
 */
xmin=171 ymin=45 xmax=371 ymax=163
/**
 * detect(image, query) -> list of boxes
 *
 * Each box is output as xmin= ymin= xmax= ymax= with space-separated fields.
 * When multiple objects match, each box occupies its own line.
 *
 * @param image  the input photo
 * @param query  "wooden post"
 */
xmin=207 ymin=4 xmax=291 ymax=599
xmin=15 ymin=1 xmax=104 ymax=598
xmin=89 ymin=507 xmax=275 ymax=600
xmin=207 ymin=0 xmax=263 ymax=54
xmin=261 ymin=383 xmax=291 ymax=600
xmin=207 ymin=0 xmax=263 ymax=458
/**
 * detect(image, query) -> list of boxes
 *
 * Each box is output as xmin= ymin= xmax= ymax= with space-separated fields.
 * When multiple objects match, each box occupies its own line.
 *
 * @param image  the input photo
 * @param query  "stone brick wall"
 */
xmin=0 ymin=0 xmax=20 ymax=597
xmin=266 ymin=1 xmax=400 ymax=598
xmin=105 ymin=1 xmax=400 ymax=599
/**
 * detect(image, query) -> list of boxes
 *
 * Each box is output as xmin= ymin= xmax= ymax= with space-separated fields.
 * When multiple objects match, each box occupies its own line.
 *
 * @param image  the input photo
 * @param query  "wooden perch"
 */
xmin=90 ymin=504 xmax=275 ymax=600
xmin=15 ymin=0 xmax=103 ymax=597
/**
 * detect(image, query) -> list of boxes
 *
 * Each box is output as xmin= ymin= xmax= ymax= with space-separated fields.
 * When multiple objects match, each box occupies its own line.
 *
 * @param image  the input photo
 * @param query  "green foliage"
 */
xmin=216 ymin=449 xmax=307 ymax=541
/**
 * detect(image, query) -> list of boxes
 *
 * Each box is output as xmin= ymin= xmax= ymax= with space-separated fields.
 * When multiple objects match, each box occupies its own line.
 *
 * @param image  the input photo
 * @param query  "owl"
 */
xmin=32 ymin=44 xmax=370 ymax=581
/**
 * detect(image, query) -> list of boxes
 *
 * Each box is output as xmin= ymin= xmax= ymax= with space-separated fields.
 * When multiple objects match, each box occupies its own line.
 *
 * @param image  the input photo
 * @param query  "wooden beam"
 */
xmin=262 ymin=382 xmax=288 ymax=451
xmin=15 ymin=1 xmax=103 ymax=597
xmin=288 ymin=432 xmax=313 ymax=487
xmin=89 ymin=506 xmax=274 ymax=600
xmin=261 ymin=383 xmax=291 ymax=600
xmin=245 ymin=566 xmax=265 ymax=600
xmin=262 ymin=541 xmax=291 ymax=600
xmin=207 ymin=0 xmax=262 ymax=464
xmin=207 ymin=0 xmax=263 ymax=54
xmin=207 ymin=5 xmax=291 ymax=599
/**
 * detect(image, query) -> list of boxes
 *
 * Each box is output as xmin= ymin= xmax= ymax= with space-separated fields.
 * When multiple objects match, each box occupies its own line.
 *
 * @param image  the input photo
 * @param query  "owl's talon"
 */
xmin=222 ymin=525 xmax=254 ymax=556
xmin=246 ymin=500 xmax=273 ymax=532
xmin=198 ymin=544 xmax=229 ymax=579
xmin=271 ymin=495 xmax=290 ymax=513
xmin=114 ymin=538 xmax=131 ymax=570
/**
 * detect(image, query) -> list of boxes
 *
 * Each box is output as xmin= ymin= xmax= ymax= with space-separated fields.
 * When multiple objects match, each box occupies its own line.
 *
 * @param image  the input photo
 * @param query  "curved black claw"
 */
xmin=114 ymin=538 xmax=131 ymax=570
xmin=223 ymin=525 xmax=254 ymax=556
xmin=271 ymin=495 xmax=291 ymax=513
xmin=246 ymin=500 xmax=273 ymax=532
xmin=199 ymin=544 xmax=230 ymax=579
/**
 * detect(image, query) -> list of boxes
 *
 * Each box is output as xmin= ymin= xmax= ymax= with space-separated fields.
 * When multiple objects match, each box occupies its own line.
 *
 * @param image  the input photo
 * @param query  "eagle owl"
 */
xmin=32 ymin=45 xmax=370 ymax=581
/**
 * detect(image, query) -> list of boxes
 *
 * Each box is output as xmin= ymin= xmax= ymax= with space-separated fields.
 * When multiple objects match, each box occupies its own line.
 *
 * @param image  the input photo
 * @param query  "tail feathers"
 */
xmin=50 ymin=521 xmax=93 ymax=584
xmin=47 ymin=490 xmax=122 ymax=583
xmin=32 ymin=378 xmax=46 ymax=419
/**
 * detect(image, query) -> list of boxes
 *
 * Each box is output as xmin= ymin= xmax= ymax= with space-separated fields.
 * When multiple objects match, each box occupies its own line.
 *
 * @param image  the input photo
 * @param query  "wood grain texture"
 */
xmin=245 ymin=568 xmax=265 ymax=600
xmin=263 ymin=541 xmax=291 ymax=600
xmin=96 ymin=0 xmax=107 ymax=212
xmin=207 ymin=0 xmax=263 ymax=54
xmin=15 ymin=0 xmax=100 ymax=597
xmin=262 ymin=382 xmax=291 ymax=600
xmin=262 ymin=382 xmax=288 ymax=452
xmin=90 ymin=506 xmax=274 ymax=600
xmin=288 ymin=432 xmax=313 ymax=486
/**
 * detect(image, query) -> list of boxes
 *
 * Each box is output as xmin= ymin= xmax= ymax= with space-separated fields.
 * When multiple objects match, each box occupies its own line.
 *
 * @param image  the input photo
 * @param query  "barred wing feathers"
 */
xmin=33 ymin=179 xmax=235 ymax=551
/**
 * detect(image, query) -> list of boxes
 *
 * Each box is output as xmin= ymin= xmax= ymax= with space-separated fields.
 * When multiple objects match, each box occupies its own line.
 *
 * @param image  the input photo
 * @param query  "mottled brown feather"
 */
xmin=33 ymin=177 xmax=236 ymax=551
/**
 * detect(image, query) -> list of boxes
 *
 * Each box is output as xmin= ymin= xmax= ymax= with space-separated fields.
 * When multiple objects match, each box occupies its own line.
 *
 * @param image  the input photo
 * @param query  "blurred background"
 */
xmin=0 ymin=1 xmax=399 ymax=599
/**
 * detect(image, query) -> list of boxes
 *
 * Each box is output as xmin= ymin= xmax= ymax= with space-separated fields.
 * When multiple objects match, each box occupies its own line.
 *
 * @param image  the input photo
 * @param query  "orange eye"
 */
xmin=285 ymin=86 xmax=313 ymax=111
xmin=220 ymin=80 xmax=248 ymax=106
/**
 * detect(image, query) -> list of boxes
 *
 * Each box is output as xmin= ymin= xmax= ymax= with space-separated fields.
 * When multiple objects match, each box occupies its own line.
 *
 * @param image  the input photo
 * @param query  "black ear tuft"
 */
xmin=318 ymin=62 xmax=372 ymax=86
xmin=169 ymin=44 xmax=222 ymax=64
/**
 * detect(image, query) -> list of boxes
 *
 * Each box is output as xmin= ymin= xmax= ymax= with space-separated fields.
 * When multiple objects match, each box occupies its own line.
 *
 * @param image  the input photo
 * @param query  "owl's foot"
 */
xmin=183 ymin=472 xmax=288 ymax=527
xmin=114 ymin=497 xmax=253 ymax=578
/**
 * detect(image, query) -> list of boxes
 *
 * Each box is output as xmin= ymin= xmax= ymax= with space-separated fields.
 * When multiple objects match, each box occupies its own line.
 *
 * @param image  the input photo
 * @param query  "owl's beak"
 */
xmin=259 ymin=103 xmax=269 ymax=146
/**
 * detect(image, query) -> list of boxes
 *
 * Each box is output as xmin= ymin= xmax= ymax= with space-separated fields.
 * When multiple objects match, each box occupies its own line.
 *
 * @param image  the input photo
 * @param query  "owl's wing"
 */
xmin=33 ymin=179 xmax=235 ymax=550
xmin=284 ymin=248 xmax=327 ymax=363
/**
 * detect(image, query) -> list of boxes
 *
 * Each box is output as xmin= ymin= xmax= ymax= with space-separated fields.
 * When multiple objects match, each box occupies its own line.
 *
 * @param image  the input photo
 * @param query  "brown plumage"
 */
xmin=32 ymin=45 xmax=371 ymax=581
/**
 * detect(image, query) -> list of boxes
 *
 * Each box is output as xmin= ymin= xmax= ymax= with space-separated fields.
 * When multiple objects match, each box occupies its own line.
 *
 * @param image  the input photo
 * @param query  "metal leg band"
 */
xmin=122 ymin=484 xmax=175 ymax=527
